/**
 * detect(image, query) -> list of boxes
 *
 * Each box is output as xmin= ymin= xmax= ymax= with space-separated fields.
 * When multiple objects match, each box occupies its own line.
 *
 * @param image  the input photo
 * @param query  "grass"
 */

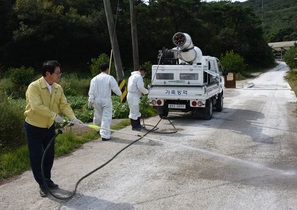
xmin=111 ymin=119 xmax=131 ymax=130
xmin=0 ymin=146 xmax=30 ymax=180
xmin=286 ymin=69 xmax=297 ymax=97
xmin=285 ymin=69 xmax=297 ymax=114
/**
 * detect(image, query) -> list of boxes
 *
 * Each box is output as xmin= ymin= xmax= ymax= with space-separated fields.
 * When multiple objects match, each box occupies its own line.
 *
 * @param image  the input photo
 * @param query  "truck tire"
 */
xmin=216 ymin=93 xmax=223 ymax=112
xmin=205 ymin=99 xmax=213 ymax=120
xmin=157 ymin=106 xmax=168 ymax=118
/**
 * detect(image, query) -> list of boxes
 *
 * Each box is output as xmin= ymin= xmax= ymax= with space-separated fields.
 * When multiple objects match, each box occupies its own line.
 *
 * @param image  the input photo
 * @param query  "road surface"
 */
xmin=1 ymin=62 xmax=297 ymax=210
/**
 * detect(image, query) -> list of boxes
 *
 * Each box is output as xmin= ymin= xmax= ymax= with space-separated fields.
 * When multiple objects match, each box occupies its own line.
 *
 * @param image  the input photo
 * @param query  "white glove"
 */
xmin=54 ymin=114 xmax=64 ymax=124
xmin=71 ymin=118 xmax=84 ymax=125
xmin=88 ymin=100 xmax=94 ymax=109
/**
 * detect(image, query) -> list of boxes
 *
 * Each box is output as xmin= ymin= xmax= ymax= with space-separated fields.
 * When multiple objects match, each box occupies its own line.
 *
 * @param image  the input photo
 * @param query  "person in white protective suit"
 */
xmin=88 ymin=63 xmax=122 ymax=141
xmin=127 ymin=67 xmax=149 ymax=131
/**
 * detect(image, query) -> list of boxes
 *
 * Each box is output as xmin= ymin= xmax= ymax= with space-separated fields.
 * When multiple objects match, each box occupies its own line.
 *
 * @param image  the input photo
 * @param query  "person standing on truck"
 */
xmin=127 ymin=67 xmax=149 ymax=131
xmin=24 ymin=60 xmax=84 ymax=197
xmin=88 ymin=63 xmax=122 ymax=141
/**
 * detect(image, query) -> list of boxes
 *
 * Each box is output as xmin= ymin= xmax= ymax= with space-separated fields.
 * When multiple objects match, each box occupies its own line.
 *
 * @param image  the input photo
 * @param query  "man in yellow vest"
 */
xmin=24 ymin=60 xmax=84 ymax=197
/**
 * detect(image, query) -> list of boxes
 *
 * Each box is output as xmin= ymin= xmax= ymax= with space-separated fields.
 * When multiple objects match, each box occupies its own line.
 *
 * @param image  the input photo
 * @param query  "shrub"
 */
xmin=59 ymin=73 xmax=90 ymax=96
xmin=220 ymin=50 xmax=246 ymax=74
xmin=6 ymin=66 xmax=35 ymax=98
xmin=112 ymin=95 xmax=157 ymax=119
xmin=284 ymin=47 xmax=297 ymax=70
xmin=140 ymin=95 xmax=157 ymax=118
xmin=0 ymin=78 xmax=15 ymax=96
xmin=0 ymin=91 xmax=26 ymax=152
xmin=66 ymin=95 xmax=93 ymax=123
xmin=113 ymin=100 xmax=130 ymax=119
xmin=89 ymin=53 xmax=116 ymax=78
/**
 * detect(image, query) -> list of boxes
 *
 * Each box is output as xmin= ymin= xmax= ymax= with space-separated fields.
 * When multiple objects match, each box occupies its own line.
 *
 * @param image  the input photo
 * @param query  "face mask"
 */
xmin=142 ymin=74 xmax=145 ymax=78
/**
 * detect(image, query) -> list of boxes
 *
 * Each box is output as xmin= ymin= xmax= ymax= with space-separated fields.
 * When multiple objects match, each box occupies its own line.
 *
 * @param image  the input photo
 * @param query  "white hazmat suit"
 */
xmin=88 ymin=72 xmax=122 ymax=139
xmin=127 ymin=71 xmax=148 ymax=130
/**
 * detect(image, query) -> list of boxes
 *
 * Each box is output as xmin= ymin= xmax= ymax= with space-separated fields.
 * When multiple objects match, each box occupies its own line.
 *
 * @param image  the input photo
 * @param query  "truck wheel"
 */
xmin=216 ymin=93 xmax=223 ymax=112
xmin=157 ymin=106 xmax=168 ymax=118
xmin=205 ymin=99 xmax=213 ymax=120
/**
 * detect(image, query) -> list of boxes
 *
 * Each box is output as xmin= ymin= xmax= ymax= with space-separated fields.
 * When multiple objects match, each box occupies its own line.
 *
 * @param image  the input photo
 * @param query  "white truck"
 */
xmin=148 ymin=32 xmax=228 ymax=119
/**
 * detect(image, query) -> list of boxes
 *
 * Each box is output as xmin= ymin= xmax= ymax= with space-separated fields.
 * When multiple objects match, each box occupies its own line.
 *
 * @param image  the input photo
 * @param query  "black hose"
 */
xmin=142 ymin=116 xmax=178 ymax=134
xmin=41 ymin=117 xmax=165 ymax=200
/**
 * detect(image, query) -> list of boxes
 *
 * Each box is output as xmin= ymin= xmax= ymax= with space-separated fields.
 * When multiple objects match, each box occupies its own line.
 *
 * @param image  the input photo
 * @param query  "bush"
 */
xmin=0 ymin=91 xmax=26 ymax=152
xmin=112 ymin=95 xmax=157 ymax=119
xmin=113 ymin=100 xmax=130 ymax=119
xmin=66 ymin=95 xmax=93 ymax=123
xmin=89 ymin=53 xmax=116 ymax=78
xmin=140 ymin=95 xmax=157 ymax=117
xmin=0 ymin=78 xmax=14 ymax=96
xmin=284 ymin=47 xmax=297 ymax=70
xmin=220 ymin=50 xmax=246 ymax=74
xmin=59 ymin=73 xmax=90 ymax=96
xmin=2 ymin=66 xmax=35 ymax=98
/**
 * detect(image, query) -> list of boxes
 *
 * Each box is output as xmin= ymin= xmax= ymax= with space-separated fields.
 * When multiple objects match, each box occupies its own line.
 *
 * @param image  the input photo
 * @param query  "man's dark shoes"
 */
xmin=46 ymin=179 xmax=59 ymax=189
xmin=39 ymin=186 xmax=48 ymax=197
xmin=102 ymin=137 xmax=111 ymax=141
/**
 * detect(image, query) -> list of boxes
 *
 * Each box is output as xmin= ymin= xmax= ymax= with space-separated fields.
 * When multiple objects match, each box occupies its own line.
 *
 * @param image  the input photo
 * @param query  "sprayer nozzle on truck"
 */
xmin=148 ymin=32 xmax=228 ymax=120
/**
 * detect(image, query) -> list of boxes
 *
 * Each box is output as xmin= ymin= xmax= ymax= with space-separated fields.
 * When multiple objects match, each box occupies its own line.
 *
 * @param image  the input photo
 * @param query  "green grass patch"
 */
xmin=111 ymin=119 xmax=131 ymax=130
xmin=285 ymin=69 xmax=297 ymax=114
xmin=0 ymin=146 xmax=30 ymax=180
xmin=55 ymin=130 xmax=99 ymax=156
xmin=286 ymin=69 xmax=297 ymax=97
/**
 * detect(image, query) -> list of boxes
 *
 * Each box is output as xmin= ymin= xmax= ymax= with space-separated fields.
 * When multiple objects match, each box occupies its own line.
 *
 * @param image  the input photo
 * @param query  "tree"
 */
xmin=2 ymin=0 xmax=108 ymax=71
xmin=198 ymin=2 xmax=274 ymax=68
xmin=284 ymin=46 xmax=297 ymax=70
xmin=220 ymin=50 xmax=246 ymax=74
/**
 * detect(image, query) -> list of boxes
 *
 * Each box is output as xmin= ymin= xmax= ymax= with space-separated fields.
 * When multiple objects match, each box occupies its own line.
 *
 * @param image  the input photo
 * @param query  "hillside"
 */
xmin=243 ymin=0 xmax=297 ymax=42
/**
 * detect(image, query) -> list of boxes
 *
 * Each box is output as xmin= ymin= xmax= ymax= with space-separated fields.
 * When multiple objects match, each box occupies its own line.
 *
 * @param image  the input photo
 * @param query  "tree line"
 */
xmin=0 ymin=0 xmax=275 ymax=75
xmin=245 ymin=0 xmax=297 ymax=42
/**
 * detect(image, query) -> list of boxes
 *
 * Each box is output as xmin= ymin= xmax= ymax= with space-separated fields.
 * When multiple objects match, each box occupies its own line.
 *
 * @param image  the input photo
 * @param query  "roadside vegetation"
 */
xmin=284 ymin=47 xmax=297 ymax=97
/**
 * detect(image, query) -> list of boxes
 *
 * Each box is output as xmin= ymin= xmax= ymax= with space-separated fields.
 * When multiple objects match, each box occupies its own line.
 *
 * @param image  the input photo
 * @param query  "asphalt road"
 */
xmin=1 ymin=62 xmax=297 ymax=210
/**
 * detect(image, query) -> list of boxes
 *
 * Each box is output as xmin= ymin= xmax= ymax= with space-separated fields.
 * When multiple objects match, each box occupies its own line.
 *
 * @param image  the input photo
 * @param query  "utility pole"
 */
xmin=130 ymin=0 xmax=139 ymax=70
xmin=102 ymin=0 xmax=124 ymax=81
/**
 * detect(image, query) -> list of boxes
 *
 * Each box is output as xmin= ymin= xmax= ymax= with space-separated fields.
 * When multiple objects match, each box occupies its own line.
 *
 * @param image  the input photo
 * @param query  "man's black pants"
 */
xmin=24 ymin=122 xmax=55 ymax=187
